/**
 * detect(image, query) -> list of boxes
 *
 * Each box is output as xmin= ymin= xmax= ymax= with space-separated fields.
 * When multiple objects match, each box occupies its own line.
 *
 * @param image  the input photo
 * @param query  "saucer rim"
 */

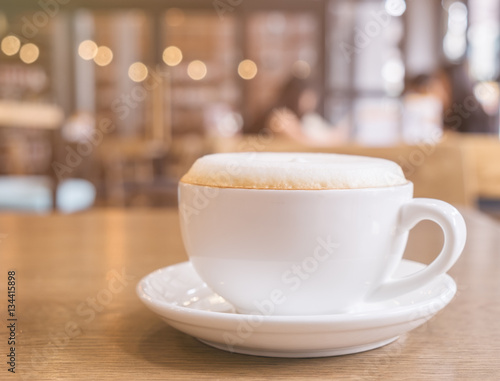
xmin=137 ymin=259 xmax=457 ymax=331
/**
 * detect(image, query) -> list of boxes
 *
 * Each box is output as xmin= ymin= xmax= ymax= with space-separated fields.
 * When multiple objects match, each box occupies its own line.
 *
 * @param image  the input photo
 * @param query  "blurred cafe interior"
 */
xmin=1 ymin=0 xmax=500 ymax=215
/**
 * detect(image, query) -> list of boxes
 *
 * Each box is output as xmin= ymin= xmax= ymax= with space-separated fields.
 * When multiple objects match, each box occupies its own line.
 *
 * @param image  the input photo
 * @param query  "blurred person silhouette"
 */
xmin=404 ymin=63 xmax=494 ymax=135
xmin=247 ymin=76 xmax=348 ymax=146
xmin=402 ymin=72 xmax=449 ymax=143
xmin=442 ymin=63 xmax=494 ymax=134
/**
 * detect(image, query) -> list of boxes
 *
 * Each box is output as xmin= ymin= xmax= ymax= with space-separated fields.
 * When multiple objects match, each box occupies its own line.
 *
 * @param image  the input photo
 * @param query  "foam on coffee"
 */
xmin=181 ymin=152 xmax=407 ymax=190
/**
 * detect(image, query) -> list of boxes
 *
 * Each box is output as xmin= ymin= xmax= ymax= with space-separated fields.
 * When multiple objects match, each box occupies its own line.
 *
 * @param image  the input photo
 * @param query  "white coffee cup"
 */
xmin=178 ymin=153 xmax=466 ymax=316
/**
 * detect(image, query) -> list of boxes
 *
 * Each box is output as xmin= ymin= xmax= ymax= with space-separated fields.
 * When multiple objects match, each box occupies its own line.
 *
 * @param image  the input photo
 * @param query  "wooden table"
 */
xmin=0 ymin=208 xmax=499 ymax=380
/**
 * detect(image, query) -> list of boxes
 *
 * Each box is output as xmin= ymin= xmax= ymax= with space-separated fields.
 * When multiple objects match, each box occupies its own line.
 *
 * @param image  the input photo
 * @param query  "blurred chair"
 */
xmin=0 ymin=101 xmax=64 ymax=130
xmin=328 ymin=140 xmax=476 ymax=207
xmin=461 ymin=134 xmax=500 ymax=199
xmin=0 ymin=100 xmax=77 ymax=211
xmin=98 ymin=70 xmax=172 ymax=206
xmin=0 ymin=176 xmax=95 ymax=213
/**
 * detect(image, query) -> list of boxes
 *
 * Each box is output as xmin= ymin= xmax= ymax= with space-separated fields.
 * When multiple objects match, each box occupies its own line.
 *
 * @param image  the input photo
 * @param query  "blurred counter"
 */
xmin=210 ymin=132 xmax=500 ymax=207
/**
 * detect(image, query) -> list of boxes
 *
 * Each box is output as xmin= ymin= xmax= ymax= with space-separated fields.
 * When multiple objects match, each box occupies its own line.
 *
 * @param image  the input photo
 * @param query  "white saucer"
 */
xmin=137 ymin=260 xmax=456 ymax=358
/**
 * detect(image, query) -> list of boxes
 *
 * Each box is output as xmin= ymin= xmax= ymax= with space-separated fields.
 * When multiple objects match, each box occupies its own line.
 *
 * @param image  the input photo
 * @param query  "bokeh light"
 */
xmin=163 ymin=46 xmax=183 ymax=66
xmin=94 ymin=46 xmax=113 ymax=66
xmin=78 ymin=40 xmax=98 ymax=60
xmin=1 ymin=35 xmax=21 ymax=56
xmin=382 ymin=58 xmax=405 ymax=95
xmin=473 ymin=81 xmax=500 ymax=115
xmin=128 ymin=62 xmax=149 ymax=82
xmin=448 ymin=2 xmax=468 ymax=31
xmin=187 ymin=60 xmax=207 ymax=80
xmin=238 ymin=59 xmax=258 ymax=80
xmin=385 ymin=0 xmax=406 ymax=17
xmin=444 ymin=2 xmax=468 ymax=62
xmin=19 ymin=43 xmax=40 ymax=64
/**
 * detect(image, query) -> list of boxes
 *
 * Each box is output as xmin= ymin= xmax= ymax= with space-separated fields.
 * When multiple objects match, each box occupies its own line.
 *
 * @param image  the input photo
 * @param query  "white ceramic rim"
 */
xmin=136 ymin=261 xmax=456 ymax=331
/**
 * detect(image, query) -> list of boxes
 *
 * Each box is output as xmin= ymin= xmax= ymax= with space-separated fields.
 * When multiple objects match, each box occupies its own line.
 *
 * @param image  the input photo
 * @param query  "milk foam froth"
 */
xmin=180 ymin=152 xmax=407 ymax=190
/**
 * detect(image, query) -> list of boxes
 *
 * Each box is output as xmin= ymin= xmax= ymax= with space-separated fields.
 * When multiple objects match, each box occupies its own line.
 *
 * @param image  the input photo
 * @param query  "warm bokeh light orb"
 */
xmin=163 ymin=46 xmax=183 ymax=66
xmin=94 ymin=46 xmax=113 ymax=66
xmin=78 ymin=40 xmax=98 ymax=60
xmin=128 ymin=62 xmax=149 ymax=82
xmin=19 ymin=43 xmax=40 ymax=64
xmin=238 ymin=59 xmax=258 ymax=80
xmin=1 ymin=35 xmax=21 ymax=56
xmin=187 ymin=60 xmax=207 ymax=80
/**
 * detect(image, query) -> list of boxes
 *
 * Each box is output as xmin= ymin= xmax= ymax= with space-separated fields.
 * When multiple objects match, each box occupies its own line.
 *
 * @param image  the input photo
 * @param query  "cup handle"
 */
xmin=367 ymin=198 xmax=466 ymax=302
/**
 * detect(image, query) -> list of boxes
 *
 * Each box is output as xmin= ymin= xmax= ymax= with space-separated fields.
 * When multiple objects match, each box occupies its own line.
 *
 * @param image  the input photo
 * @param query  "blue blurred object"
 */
xmin=0 ymin=176 xmax=95 ymax=213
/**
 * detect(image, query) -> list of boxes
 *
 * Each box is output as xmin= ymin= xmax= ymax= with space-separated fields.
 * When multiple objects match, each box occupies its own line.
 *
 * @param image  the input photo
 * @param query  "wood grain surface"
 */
xmin=0 ymin=208 xmax=498 ymax=380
